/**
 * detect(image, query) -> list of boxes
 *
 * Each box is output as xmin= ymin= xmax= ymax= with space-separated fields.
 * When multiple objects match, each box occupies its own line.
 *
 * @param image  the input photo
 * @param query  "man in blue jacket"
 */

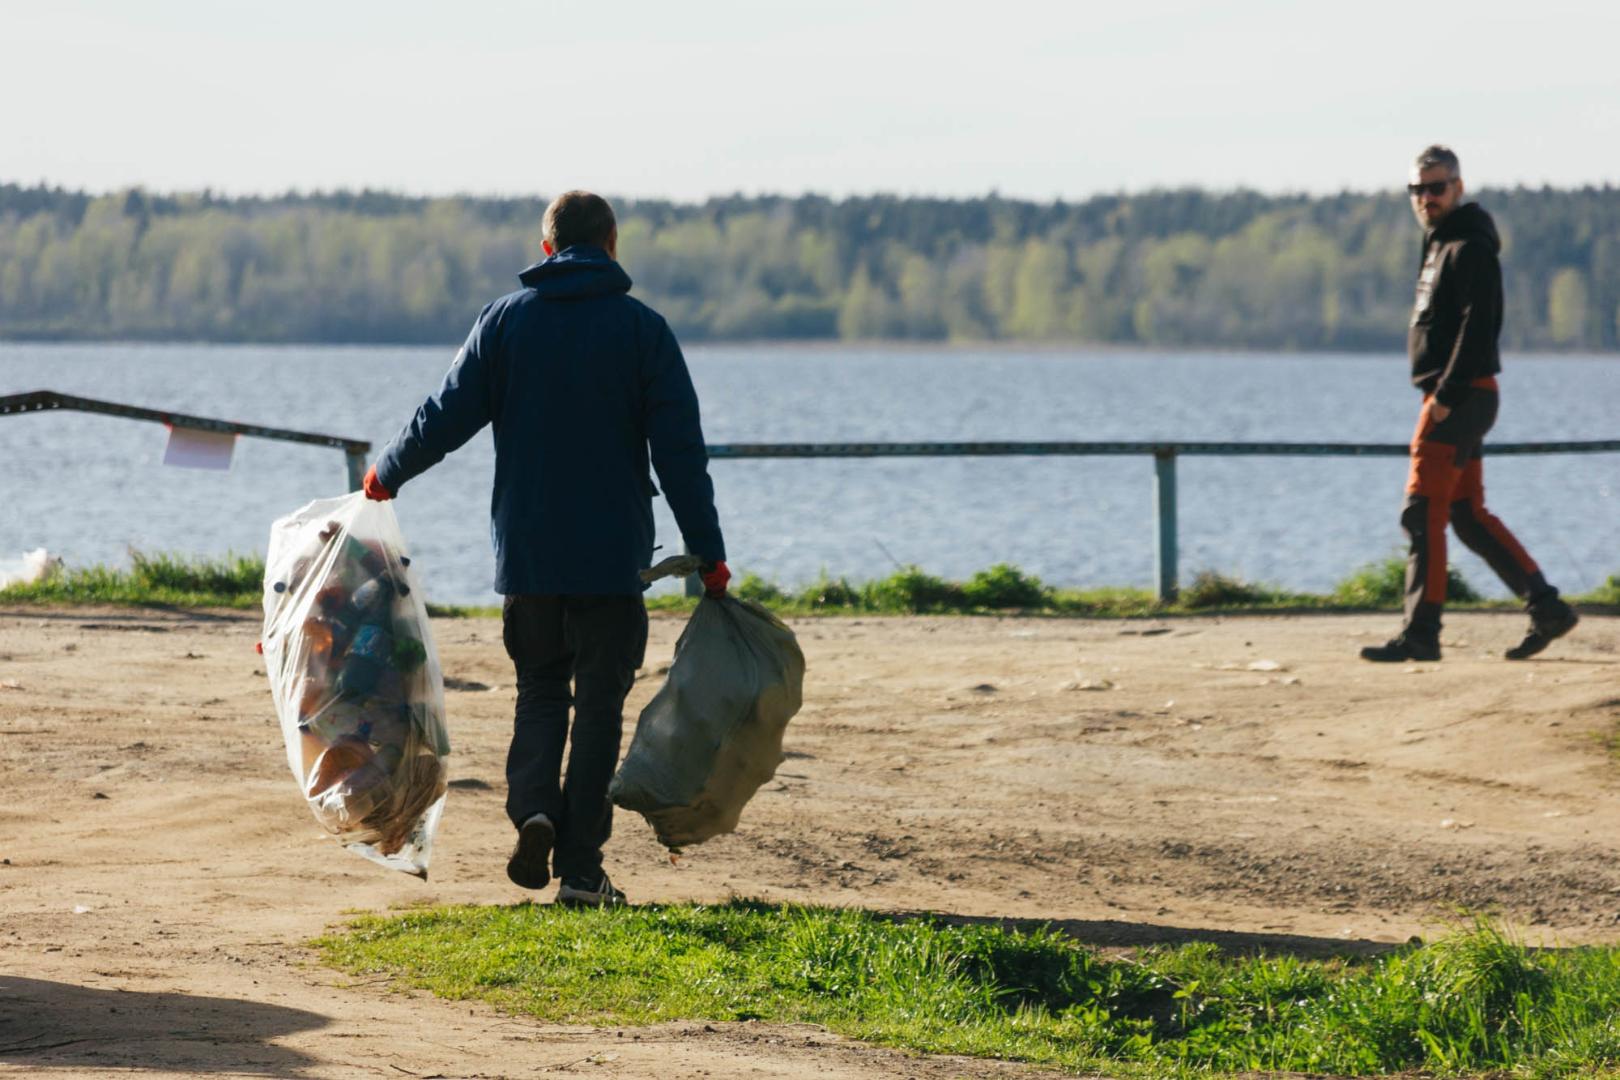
xmin=364 ymin=190 xmax=730 ymax=906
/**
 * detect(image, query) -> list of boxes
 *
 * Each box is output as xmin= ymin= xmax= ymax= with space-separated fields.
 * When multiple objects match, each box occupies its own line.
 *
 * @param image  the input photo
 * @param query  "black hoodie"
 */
xmin=1407 ymin=202 xmax=1503 ymax=407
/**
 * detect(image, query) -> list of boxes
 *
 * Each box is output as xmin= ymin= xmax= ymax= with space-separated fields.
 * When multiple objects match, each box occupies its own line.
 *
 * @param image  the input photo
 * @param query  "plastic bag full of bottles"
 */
xmin=260 ymin=493 xmax=450 ymax=878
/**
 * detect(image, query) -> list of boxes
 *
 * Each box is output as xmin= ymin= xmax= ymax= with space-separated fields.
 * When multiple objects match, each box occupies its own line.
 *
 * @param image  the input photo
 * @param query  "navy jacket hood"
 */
xmin=374 ymin=248 xmax=726 ymax=596
xmin=516 ymin=245 xmax=633 ymax=299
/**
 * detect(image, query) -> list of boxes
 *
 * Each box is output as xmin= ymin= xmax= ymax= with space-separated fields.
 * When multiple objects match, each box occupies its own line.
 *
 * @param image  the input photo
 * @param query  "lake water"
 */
xmin=2 ymin=342 xmax=1617 ymax=606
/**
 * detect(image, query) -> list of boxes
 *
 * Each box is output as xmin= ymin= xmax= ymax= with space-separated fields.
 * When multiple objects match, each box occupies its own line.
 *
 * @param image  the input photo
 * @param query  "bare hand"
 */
xmin=1428 ymin=402 xmax=1451 ymax=423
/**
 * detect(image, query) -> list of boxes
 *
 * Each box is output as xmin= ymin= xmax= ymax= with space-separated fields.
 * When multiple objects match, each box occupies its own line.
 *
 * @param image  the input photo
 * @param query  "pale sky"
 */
xmin=5 ymin=0 xmax=1617 ymax=201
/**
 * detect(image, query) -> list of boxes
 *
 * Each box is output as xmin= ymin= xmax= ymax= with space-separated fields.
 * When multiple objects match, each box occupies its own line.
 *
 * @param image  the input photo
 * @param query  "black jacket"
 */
xmin=1407 ymin=202 xmax=1503 ymax=407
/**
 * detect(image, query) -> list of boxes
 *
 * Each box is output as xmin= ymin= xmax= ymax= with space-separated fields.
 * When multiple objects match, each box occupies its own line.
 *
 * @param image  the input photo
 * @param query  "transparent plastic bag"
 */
xmin=609 ymin=596 xmax=805 ymax=851
xmin=260 ymin=493 xmax=450 ymax=877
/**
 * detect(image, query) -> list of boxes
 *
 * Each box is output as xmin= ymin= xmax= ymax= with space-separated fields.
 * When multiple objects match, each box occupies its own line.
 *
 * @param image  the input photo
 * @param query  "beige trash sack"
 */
xmin=610 ymin=589 xmax=805 ymax=852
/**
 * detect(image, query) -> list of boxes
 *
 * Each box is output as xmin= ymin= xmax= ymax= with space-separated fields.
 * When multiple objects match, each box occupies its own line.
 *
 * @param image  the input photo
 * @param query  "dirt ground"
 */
xmin=2 ymin=604 xmax=1618 ymax=1079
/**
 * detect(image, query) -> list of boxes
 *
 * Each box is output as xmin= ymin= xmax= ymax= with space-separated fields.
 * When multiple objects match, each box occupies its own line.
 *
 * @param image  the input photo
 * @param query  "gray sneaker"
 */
xmin=556 ymin=872 xmax=627 ymax=907
xmin=505 ymin=813 xmax=554 ymax=890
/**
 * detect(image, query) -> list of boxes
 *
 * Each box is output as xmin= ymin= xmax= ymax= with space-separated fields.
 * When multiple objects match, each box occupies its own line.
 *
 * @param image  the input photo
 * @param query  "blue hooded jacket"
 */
xmin=374 ymin=246 xmax=726 ymax=596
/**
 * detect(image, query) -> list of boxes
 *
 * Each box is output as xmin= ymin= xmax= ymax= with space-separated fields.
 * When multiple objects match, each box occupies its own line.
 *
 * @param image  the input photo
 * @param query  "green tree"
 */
xmin=895 ymin=252 xmax=945 ymax=339
xmin=1007 ymin=239 xmax=1070 ymax=339
xmin=1547 ymin=267 xmax=1589 ymax=346
xmin=2 ymin=181 xmax=1618 ymax=347
xmin=837 ymin=265 xmax=891 ymax=339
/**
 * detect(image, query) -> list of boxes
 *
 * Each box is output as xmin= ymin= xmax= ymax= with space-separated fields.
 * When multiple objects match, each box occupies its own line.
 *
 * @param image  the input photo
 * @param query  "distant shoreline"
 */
xmin=6 ymin=184 xmax=1620 ymax=352
xmin=4 ymin=336 xmax=1618 ymax=360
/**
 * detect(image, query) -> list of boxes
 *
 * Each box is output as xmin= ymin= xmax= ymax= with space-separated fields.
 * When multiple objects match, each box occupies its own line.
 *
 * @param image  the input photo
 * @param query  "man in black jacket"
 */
xmin=1361 ymin=146 xmax=1578 ymax=663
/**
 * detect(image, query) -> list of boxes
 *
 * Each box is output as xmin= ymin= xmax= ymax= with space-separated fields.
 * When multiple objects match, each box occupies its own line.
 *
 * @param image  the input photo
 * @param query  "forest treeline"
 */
xmin=2 ymin=182 xmax=1618 ymax=349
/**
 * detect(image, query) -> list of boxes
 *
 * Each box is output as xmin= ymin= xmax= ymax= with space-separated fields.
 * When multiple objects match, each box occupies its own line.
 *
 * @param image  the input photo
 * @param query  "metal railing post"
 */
xmin=1154 ymin=449 xmax=1178 ymax=602
xmin=345 ymin=449 xmax=368 ymax=492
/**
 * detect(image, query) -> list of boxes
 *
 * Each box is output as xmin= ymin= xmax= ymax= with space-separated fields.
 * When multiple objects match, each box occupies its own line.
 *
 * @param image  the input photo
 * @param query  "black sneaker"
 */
xmin=1506 ymin=601 xmax=1579 ymax=661
xmin=1359 ymin=636 xmax=1441 ymax=663
xmin=506 ymin=813 xmax=554 ymax=890
xmin=556 ymin=873 xmax=627 ymax=908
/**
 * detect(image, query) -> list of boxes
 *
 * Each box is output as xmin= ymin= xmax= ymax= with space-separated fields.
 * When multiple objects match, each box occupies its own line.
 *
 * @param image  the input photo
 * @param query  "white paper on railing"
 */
xmin=163 ymin=425 xmax=236 ymax=470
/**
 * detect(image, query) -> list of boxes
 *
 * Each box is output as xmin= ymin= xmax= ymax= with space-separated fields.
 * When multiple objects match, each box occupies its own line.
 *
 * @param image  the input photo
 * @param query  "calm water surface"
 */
xmin=2 ymin=342 xmax=1616 ymax=605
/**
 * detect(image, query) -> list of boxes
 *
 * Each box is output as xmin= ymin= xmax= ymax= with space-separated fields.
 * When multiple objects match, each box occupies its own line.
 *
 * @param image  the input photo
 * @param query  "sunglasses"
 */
xmin=1407 ymin=179 xmax=1453 ymax=197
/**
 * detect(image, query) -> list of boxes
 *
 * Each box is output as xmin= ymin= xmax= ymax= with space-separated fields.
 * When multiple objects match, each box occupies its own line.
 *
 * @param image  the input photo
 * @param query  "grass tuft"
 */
xmin=0 ymin=550 xmax=264 ymax=608
xmin=1577 ymin=574 xmax=1620 ymax=607
xmin=862 ymin=565 xmax=966 ymax=613
xmin=961 ymin=563 xmax=1053 ymax=609
xmin=1178 ymin=570 xmax=1295 ymax=610
xmin=799 ymin=573 xmax=862 ymax=610
xmin=1332 ymin=554 xmax=1481 ymax=607
xmin=315 ymin=902 xmax=1620 ymax=1076
xmin=731 ymin=572 xmax=787 ymax=605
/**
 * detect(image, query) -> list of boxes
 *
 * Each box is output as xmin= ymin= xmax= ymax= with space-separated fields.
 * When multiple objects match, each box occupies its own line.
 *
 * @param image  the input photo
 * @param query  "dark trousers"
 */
xmin=1401 ymin=382 xmax=1552 ymax=641
xmin=502 ymin=594 xmax=648 ymax=880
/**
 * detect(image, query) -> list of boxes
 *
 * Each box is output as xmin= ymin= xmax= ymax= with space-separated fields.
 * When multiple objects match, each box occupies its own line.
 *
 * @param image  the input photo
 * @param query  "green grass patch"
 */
xmin=643 ymin=563 xmax=1165 ymax=617
xmin=315 ymin=903 xmax=1620 ymax=1076
xmin=0 ymin=548 xmax=508 ymax=616
xmin=1575 ymin=574 xmax=1620 ymax=607
xmin=1177 ymin=570 xmax=1304 ymax=610
xmin=657 ymin=563 xmax=1333 ymax=617
xmin=6 ymin=553 xmax=1600 ymax=620
xmin=1332 ymin=553 xmax=1482 ymax=607
xmin=0 ymin=550 xmax=265 ymax=609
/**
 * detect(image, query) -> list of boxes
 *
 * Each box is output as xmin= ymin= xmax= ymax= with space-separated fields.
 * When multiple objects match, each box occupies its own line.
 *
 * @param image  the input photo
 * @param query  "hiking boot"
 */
xmin=1505 ymin=601 xmax=1579 ymax=661
xmin=556 ymin=872 xmax=627 ymax=908
xmin=505 ymin=813 xmax=554 ymax=890
xmin=1359 ymin=636 xmax=1440 ymax=663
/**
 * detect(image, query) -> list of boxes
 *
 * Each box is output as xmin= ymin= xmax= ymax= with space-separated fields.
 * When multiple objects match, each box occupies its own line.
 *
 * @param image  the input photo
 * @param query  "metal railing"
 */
xmin=0 ymin=389 xmax=371 ymax=490
xmin=704 ymin=439 xmax=1620 ymax=601
xmin=6 ymin=393 xmax=1615 ymax=602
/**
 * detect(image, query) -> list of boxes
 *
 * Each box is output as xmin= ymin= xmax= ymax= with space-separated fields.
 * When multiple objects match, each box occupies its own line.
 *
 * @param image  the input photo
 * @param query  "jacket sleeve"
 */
xmin=1434 ymin=241 xmax=1500 ymax=409
xmin=643 ymin=319 xmax=726 ymax=562
xmin=375 ymin=306 xmax=498 ymax=493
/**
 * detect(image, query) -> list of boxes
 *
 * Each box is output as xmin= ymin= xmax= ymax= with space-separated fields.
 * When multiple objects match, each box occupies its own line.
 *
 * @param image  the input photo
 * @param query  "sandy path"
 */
xmin=2 ymin=605 xmax=1617 ymax=1077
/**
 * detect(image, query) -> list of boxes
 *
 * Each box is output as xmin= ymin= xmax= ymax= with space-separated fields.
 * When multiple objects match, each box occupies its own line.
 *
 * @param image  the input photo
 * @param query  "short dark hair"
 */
xmin=543 ymin=191 xmax=616 ymax=251
xmin=1414 ymin=144 xmax=1461 ymax=177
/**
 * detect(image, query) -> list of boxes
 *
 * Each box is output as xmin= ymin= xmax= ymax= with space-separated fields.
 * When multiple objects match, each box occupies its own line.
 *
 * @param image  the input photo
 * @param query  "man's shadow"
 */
xmin=0 ymin=976 xmax=325 ymax=1076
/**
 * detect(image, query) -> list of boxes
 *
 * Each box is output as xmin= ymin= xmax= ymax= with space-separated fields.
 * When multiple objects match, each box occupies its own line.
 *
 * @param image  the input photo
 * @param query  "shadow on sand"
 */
xmin=0 ymin=976 xmax=326 ymax=1076
xmin=894 ymin=911 xmax=1403 ymax=960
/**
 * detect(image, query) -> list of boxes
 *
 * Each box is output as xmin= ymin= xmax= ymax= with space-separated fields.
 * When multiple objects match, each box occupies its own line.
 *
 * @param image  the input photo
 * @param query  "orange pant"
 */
xmin=1400 ymin=380 xmax=1543 ymax=637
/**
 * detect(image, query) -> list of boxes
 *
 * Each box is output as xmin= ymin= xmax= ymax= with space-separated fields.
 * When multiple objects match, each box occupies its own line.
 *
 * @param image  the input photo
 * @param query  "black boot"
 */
xmin=1505 ymin=598 xmax=1578 ymax=661
xmin=1359 ymin=635 xmax=1441 ymax=663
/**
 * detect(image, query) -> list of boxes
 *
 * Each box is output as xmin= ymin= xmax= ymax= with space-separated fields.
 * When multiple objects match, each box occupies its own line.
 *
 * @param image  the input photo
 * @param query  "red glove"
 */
xmin=362 ymin=464 xmax=394 ymax=501
xmin=700 ymin=560 xmax=730 ymax=598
